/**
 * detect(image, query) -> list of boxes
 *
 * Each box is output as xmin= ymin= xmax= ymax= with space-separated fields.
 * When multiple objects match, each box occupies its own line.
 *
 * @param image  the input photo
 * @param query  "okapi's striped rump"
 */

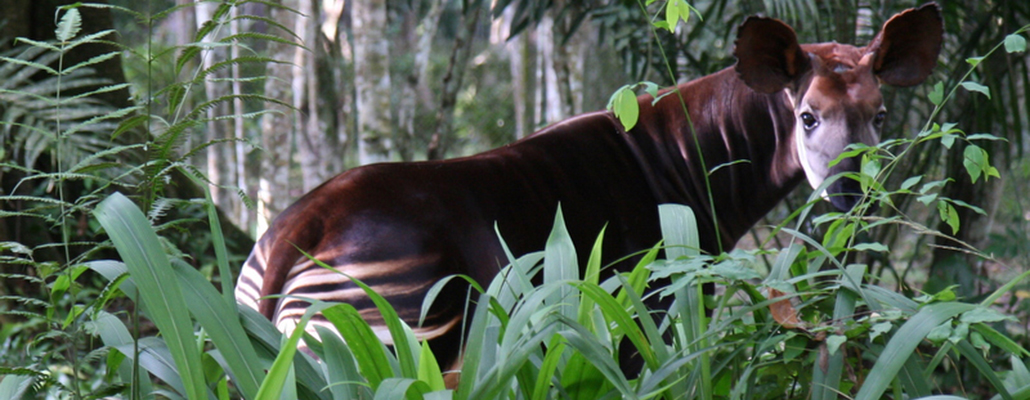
xmin=234 ymin=199 xmax=470 ymax=370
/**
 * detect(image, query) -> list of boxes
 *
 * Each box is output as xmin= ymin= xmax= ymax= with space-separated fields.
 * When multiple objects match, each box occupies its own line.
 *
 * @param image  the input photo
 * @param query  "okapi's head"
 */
xmin=734 ymin=3 xmax=943 ymax=211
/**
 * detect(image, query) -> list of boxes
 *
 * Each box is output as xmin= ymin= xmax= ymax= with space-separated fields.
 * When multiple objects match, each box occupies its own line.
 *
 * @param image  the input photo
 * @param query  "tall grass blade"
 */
xmin=557 ymin=318 xmax=637 ymax=399
xmin=658 ymin=204 xmax=699 ymax=258
xmin=545 ymin=205 xmax=579 ymax=318
xmin=255 ymin=302 xmax=334 ymax=400
xmin=810 ymin=280 xmax=857 ymax=400
xmin=855 ymin=302 xmax=978 ymax=400
xmin=182 ymin=169 xmax=236 ymax=308
xmin=578 ymin=226 xmax=606 ymax=329
xmin=313 ymin=325 xmax=367 ymax=400
xmin=418 ymin=340 xmax=447 ymax=392
xmin=954 ymin=340 xmax=1012 ymax=400
xmin=0 ymin=373 xmax=37 ymax=400
xmin=455 ymin=293 xmax=495 ymax=400
xmin=531 ymin=340 xmax=566 ymax=400
xmin=169 ymin=259 xmax=264 ymax=399
xmin=93 ymin=192 xmax=207 ymax=400
xmin=322 ymin=303 xmax=394 ymax=388
xmin=236 ymin=306 xmax=329 ymax=400
xmin=658 ymin=203 xmax=708 ymax=399
xmin=372 ymin=378 xmax=431 ymax=400
xmin=91 ymin=310 xmax=155 ymax=398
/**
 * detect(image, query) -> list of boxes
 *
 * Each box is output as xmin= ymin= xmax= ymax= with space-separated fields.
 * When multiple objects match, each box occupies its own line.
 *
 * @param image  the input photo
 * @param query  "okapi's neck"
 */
xmin=626 ymin=67 xmax=806 ymax=252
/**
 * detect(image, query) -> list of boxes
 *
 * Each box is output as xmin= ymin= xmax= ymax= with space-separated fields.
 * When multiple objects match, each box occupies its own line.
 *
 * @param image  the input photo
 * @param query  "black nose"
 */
xmin=828 ymin=176 xmax=878 ymax=213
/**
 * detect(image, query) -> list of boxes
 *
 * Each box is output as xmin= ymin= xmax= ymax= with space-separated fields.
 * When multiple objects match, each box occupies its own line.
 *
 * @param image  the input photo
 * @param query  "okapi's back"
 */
xmin=234 ymin=111 xmax=666 ymax=369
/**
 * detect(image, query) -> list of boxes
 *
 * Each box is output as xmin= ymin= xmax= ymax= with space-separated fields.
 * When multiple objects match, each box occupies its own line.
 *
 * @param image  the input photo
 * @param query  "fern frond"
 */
xmin=80 ymin=347 xmax=112 ymax=368
xmin=91 ymin=272 xmax=129 ymax=314
xmin=62 ymin=83 xmax=133 ymax=104
xmin=14 ymin=172 xmax=115 ymax=189
xmin=61 ymin=106 xmax=139 ymax=138
xmin=40 ymin=105 xmax=117 ymax=122
xmin=155 ymin=216 xmax=203 ymax=235
xmin=186 ymin=93 xmax=293 ymax=121
xmin=78 ymin=2 xmax=144 ymax=20
xmin=175 ymin=45 xmax=203 ymax=76
xmin=152 ymin=119 xmax=202 ymax=160
xmin=237 ymin=187 xmax=255 ymax=210
xmin=194 ymin=3 xmax=234 ymax=41
xmin=111 ymin=114 xmax=150 ymax=141
xmin=0 ymin=296 xmax=51 ymax=309
xmin=230 ymin=14 xmax=301 ymax=40
xmin=34 ymin=241 xmax=97 ymax=254
xmin=0 ymin=211 xmax=55 ymax=223
xmin=0 ymin=56 xmax=59 ymax=76
xmin=178 ymin=137 xmax=251 ymax=162
xmin=241 ymin=0 xmax=305 ymax=16
xmin=11 ymin=38 xmax=61 ymax=53
xmin=223 ymin=32 xmax=309 ymax=51
xmin=0 ymin=49 xmax=58 ymax=88
xmin=61 ymin=51 xmax=120 ymax=75
xmin=0 ymin=309 xmax=47 ymax=320
xmin=207 ymin=109 xmax=278 ymax=122
xmin=55 ymin=8 xmax=82 ymax=42
xmin=65 ymin=143 xmax=146 ymax=174
xmin=0 ymin=273 xmax=45 ymax=284
xmin=0 ymin=195 xmax=74 ymax=208
xmin=61 ymin=30 xmax=118 ymax=53
xmin=0 ymin=241 xmax=34 ymax=256
xmin=147 ymin=197 xmax=177 ymax=222
xmin=0 ymin=88 xmax=59 ymax=106
xmin=144 ymin=1 xmax=196 ymax=23
xmin=196 ymin=56 xmax=289 ymax=82
xmin=203 ymin=75 xmax=267 ymax=84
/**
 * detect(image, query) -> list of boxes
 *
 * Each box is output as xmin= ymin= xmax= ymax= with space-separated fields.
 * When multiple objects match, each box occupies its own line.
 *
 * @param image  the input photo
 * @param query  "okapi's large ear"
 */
xmin=868 ymin=3 xmax=943 ymax=87
xmin=734 ymin=17 xmax=811 ymax=94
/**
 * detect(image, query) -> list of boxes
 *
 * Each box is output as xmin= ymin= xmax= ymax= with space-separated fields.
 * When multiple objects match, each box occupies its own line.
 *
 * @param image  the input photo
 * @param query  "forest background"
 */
xmin=1 ymin=0 xmax=1030 ymax=398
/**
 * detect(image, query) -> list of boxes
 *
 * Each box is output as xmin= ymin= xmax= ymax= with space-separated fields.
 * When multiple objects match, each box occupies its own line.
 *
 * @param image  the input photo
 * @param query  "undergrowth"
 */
xmin=0 ymin=1 xmax=1028 ymax=400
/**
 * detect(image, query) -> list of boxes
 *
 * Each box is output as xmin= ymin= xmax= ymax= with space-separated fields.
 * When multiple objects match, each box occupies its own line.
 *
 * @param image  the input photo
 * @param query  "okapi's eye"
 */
xmin=800 ymin=112 xmax=818 ymax=130
xmin=874 ymin=111 xmax=887 ymax=127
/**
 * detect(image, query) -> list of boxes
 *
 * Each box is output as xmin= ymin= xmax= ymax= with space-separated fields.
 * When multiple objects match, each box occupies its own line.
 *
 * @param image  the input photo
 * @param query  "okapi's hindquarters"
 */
xmin=234 ymin=190 xmax=469 ymax=371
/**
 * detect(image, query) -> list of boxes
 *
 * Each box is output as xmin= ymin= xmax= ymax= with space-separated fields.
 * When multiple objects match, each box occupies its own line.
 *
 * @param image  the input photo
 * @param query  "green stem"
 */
xmin=635 ymin=0 xmax=724 ymax=255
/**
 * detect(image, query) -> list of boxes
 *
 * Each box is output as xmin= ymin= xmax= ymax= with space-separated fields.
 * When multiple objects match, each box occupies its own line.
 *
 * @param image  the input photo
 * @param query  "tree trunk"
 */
xmin=320 ymin=0 xmax=352 ymax=176
xmin=230 ymin=4 xmax=250 ymax=233
xmin=296 ymin=0 xmax=329 ymax=193
xmin=427 ymin=0 xmax=484 ymax=160
xmin=195 ymin=1 xmax=235 ymax=218
xmin=353 ymin=0 xmax=393 ymax=164
xmin=395 ymin=0 xmax=444 ymax=161
xmin=258 ymin=0 xmax=300 ymax=235
xmin=504 ymin=6 xmax=537 ymax=140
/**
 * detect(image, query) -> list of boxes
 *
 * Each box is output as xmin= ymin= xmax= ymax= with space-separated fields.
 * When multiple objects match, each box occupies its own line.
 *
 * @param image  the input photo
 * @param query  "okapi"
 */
xmin=236 ymin=4 xmax=942 ymax=376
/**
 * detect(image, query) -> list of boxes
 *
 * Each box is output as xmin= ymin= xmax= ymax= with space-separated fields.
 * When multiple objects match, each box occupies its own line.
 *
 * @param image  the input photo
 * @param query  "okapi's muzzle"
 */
xmin=826 ymin=161 xmax=877 ymax=213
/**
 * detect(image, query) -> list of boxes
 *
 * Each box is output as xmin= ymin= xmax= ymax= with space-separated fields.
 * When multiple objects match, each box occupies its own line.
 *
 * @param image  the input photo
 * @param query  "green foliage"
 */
xmin=0 ymin=1 xmax=295 ymax=398
xmin=3 ymin=1 xmax=1030 ymax=399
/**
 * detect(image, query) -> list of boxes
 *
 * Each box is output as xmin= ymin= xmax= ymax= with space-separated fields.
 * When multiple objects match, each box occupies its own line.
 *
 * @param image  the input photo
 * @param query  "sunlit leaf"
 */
xmin=1004 ymin=33 xmax=1027 ymax=53
xmin=928 ymin=82 xmax=944 ymax=105
xmin=960 ymin=82 xmax=991 ymax=99
xmin=900 ymin=175 xmax=922 ymax=191
xmin=826 ymin=335 xmax=846 ymax=356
